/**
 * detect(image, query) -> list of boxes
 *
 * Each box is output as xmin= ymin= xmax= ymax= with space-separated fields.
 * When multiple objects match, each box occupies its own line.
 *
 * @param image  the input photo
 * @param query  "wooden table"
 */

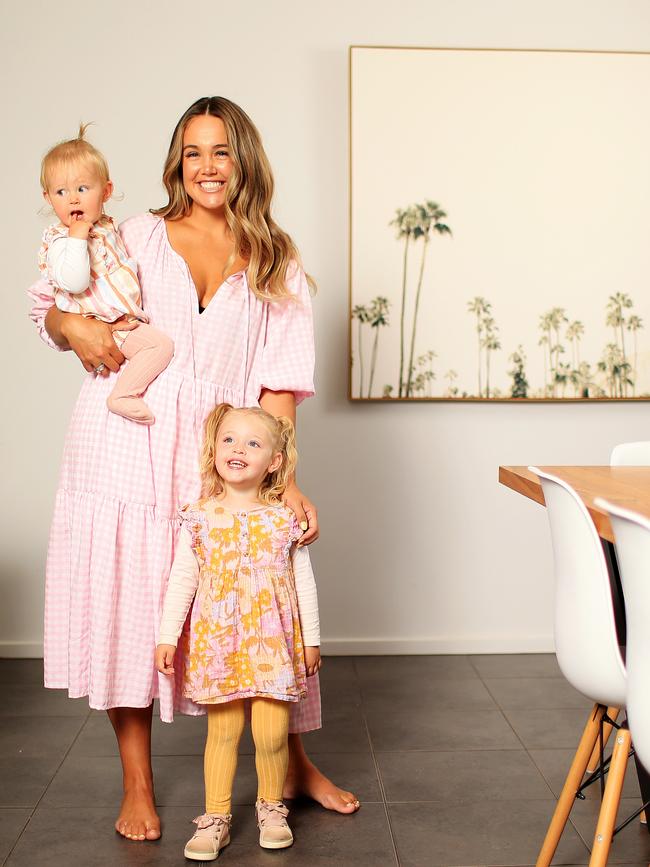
xmin=499 ymin=466 xmax=650 ymax=544
xmin=500 ymin=464 xmax=650 ymax=831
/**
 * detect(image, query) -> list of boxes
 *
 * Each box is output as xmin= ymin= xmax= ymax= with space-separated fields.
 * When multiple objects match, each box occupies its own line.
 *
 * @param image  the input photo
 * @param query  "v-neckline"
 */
xmin=162 ymin=218 xmax=246 ymax=316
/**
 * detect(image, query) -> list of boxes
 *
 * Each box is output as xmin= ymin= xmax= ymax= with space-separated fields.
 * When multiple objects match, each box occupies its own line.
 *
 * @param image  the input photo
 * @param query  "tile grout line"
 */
xmin=476 ymin=671 xmax=531 ymax=753
xmin=353 ymin=658 xmax=401 ymax=867
xmin=2 ymin=707 xmax=94 ymax=866
xmin=478 ymin=666 xmax=593 ymax=864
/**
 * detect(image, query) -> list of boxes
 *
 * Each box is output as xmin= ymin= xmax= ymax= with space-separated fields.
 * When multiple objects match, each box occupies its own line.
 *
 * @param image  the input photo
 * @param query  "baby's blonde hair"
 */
xmin=200 ymin=404 xmax=297 ymax=504
xmin=40 ymin=123 xmax=110 ymax=191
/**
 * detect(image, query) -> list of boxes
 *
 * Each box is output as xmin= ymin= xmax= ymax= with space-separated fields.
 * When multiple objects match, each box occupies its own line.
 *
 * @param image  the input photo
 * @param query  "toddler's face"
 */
xmin=43 ymin=161 xmax=112 ymax=228
xmin=215 ymin=414 xmax=282 ymax=488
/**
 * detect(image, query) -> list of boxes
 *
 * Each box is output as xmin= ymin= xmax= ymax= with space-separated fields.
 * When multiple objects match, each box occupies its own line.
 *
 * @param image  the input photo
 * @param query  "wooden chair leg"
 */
xmin=536 ymin=703 xmax=607 ymax=867
xmin=586 ymin=707 xmax=620 ymax=773
xmin=588 ymin=726 xmax=631 ymax=867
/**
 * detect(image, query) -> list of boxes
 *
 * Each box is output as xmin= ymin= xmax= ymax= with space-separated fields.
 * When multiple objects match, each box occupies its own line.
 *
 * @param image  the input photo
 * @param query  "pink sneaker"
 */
xmin=255 ymin=798 xmax=294 ymax=849
xmin=184 ymin=813 xmax=231 ymax=861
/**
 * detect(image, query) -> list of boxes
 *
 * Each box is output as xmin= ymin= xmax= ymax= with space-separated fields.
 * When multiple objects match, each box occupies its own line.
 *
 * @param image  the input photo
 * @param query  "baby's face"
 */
xmin=44 ymin=161 xmax=112 ymax=228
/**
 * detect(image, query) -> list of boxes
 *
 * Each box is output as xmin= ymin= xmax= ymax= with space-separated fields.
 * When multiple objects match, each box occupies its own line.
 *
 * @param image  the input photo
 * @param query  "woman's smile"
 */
xmin=198 ymin=180 xmax=225 ymax=191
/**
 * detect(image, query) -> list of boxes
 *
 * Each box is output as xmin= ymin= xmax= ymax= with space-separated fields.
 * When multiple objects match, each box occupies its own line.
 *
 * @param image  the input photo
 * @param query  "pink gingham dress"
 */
xmin=27 ymin=213 xmax=321 ymax=729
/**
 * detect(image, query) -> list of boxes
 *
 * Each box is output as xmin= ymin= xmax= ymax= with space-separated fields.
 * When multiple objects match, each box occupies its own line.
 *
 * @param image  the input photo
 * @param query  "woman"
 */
xmin=28 ymin=96 xmax=358 ymax=842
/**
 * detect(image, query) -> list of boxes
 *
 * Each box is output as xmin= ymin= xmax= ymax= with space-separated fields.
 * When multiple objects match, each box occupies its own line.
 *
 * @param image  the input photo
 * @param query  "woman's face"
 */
xmin=181 ymin=114 xmax=234 ymax=210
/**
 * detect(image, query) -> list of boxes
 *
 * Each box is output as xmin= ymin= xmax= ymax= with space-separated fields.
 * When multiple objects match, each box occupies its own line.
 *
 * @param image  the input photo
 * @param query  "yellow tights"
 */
xmin=204 ymin=698 xmax=290 ymax=814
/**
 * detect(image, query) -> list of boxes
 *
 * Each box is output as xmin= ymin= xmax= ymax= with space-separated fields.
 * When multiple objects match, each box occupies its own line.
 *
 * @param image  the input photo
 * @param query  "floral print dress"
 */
xmin=179 ymin=498 xmax=307 ymax=705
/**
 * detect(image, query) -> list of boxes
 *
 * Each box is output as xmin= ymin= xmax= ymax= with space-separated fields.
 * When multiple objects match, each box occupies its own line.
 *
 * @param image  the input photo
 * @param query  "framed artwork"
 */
xmin=349 ymin=46 xmax=650 ymax=401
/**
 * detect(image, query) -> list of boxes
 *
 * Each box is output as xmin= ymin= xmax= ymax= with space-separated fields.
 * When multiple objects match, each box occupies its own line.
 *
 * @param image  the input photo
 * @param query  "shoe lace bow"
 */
xmin=192 ymin=813 xmax=230 ymax=831
xmin=257 ymin=799 xmax=289 ymax=826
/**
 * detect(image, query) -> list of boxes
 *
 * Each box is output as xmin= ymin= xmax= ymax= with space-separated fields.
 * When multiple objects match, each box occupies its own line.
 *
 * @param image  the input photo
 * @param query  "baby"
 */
xmin=39 ymin=125 xmax=173 ymax=424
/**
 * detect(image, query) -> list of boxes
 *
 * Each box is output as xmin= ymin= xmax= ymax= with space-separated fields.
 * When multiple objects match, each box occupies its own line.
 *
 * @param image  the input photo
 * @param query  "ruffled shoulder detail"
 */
xmin=178 ymin=498 xmax=206 ymax=524
xmin=178 ymin=501 xmax=209 ymax=554
xmin=279 ymin=505 xmax=304 ymax=547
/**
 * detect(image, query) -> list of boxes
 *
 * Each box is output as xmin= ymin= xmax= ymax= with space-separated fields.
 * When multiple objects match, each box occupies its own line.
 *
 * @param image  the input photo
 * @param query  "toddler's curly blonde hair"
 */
xmin=200 ymin=404 xmax=297 ymax=504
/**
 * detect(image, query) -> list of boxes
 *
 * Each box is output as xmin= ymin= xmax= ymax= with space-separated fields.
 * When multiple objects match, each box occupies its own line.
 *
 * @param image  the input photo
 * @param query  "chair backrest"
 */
xmin=597 ymin=499 xmax=650 ymax=773
xmin=610 ymin=441 xmax=650 ymax=466
xmin=530 ymin=467 xmax=626 ymax=707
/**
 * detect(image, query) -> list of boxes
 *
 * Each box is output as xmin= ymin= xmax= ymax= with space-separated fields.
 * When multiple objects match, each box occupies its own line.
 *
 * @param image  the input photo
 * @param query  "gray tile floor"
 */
xmin=1 ymin=654 xmax=650 ymax=866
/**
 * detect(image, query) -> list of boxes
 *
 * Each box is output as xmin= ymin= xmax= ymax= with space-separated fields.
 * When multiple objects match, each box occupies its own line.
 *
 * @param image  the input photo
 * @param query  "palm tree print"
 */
xmin=537 ymin=312 xmax=553 ymax=396
xmin=390 ymin=206 xmax=418 ymax=397
xmin=482 ymin=316 xmax=501 ymax=399
xmin=606 ymin=293 xmax=633 ymax=396
xmin=405 ymin=202 xmax=451 ymax=397
xmin=508 ymin=346 xmax=529 ymax=398
xmin=444 ymin=369 xmax=459 ymax=397
xmin=352 ymin=297 xmax=390 ymax=397
xmin=565 ymin=320 xmax=584 ymax=369
xmin=391 ymin=201 xmax=451 ymax=397
xmin=468 ymin=297 xmax=490 ymax=397
xmin=351 ymin=196 xmax=649 ymax=400
xmin=627 ymin=314 xmax=643 ymax=395
xmin=368 ymin=297 xmax=390 ymax=398
xmin=352 ymin=303 xmax=370 ymax=398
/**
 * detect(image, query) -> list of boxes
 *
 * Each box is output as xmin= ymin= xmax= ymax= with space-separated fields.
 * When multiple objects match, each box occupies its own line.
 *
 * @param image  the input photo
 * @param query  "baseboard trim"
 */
xmin=0 ymin=637 xmax=556 ymax=659
xmin=0 ymin=641 xmax=44 ymax=658
xmin=320 ymin=637 xmax=555 ymax=655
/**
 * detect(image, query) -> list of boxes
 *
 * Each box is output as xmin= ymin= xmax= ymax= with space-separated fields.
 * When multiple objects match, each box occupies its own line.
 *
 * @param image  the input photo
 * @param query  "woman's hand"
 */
xmin=304 ymin=646 xmax=322 ymax=677
xmin=61 ymin=314 xmax=138 ymax=377
xmin=283 ymin=481 xmax=319 ymax=545
xmin=155 ymin=644 xmax=176 ymax=676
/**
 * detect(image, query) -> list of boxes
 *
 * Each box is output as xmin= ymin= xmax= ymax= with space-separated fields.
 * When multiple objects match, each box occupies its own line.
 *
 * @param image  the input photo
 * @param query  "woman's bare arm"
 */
xmin=260 ymin=388 xmax=319 ymax=544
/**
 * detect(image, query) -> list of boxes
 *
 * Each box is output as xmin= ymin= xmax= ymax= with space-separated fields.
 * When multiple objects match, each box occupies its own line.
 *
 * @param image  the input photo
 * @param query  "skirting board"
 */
xmin=320 ymin=636 xmax=555 ymax=655
xmin=0 ymin=641 xmax=44 ymax=658
xmin=0 ymin=637 xmax=556 ymax=659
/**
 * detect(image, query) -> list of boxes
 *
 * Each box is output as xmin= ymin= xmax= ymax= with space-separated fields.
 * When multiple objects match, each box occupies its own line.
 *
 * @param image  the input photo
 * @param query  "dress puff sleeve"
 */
xmin=26 ymin=277 xmax=66 ymax=352
xmin=258 ymin=261 xmax=315 ymax=405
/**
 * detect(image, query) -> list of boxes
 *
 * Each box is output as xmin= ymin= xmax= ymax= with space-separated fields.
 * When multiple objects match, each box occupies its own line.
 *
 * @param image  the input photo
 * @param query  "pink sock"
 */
xmin=106 ymin=324 xmax=174 ymax=424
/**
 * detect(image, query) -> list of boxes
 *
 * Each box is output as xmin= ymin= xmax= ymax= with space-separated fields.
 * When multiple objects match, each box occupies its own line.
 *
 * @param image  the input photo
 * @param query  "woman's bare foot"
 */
xmin=115 ymin=783 xmax=161 ymax=841
xmin=285 ymin=734 xmax=360 ymax=814
xmin=107 ymin=704 xmax=160 ymax=841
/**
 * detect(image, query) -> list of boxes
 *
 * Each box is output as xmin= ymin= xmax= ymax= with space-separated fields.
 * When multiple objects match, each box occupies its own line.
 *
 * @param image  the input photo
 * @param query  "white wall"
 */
xmin=3 ymin=0 xmax=650 ymax=656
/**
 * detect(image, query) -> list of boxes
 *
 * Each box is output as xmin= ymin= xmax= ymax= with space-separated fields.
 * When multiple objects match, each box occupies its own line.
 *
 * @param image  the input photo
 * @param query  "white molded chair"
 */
xmin=610 ymin=441 xmax=650 ymax=466
xmin=593 ymin=441 xmax=650 ymax=776
xmin=597 ymin=500 xmax=650 ymax=779
xmin=582 ymin=442 xmax=649 ymax=771
xmin=531 ymin=467 xmax=627 ymax=867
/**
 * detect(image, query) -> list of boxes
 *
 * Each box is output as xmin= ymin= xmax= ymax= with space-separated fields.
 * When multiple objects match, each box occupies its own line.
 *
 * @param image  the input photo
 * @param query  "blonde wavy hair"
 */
xmin=40 ymin=123 xmax=110 ymax=191
xmin=200 ymin=404 xmax=297 ymax=505
xmin=152 ymin=96 xmax=314 ymax=301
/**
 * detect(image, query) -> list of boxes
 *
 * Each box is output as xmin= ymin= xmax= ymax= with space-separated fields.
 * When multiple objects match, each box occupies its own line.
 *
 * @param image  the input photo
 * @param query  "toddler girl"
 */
xmin=39 ymin=125 xmax=173 ymax=424
xmin=155 ymin=403 xmax=320 ymax=860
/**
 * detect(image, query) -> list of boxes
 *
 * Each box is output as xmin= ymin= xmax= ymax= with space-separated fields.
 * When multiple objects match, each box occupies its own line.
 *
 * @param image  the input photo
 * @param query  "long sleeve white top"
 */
xmin=159 ymin=525 xmax=320 ymax=647
xmin=47 ymin=236 xmax=91 ymax=294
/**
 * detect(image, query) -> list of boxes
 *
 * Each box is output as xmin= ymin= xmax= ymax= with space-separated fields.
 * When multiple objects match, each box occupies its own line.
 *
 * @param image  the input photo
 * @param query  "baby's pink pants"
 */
xmin=107 ymin=324 xmax=174 ymax=425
